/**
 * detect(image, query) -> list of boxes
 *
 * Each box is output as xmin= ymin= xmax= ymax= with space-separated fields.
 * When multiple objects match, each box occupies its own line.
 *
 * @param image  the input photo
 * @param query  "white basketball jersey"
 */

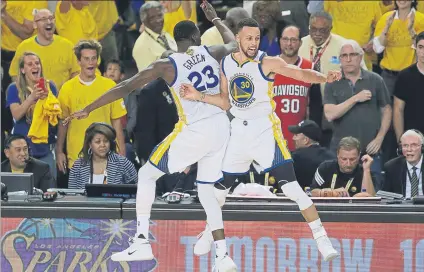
xmin=222 ymin=51 xmax=275 ymax=120
xmin=168 ymin=46 xmax=223 ymax=124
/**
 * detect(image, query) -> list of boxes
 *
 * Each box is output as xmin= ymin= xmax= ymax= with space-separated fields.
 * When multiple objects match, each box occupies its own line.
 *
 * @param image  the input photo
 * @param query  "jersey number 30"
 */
xmin=280 ymin=98 xmax=300 ymax=113
xmin=187 ymin=65 xmax=219 ymax=92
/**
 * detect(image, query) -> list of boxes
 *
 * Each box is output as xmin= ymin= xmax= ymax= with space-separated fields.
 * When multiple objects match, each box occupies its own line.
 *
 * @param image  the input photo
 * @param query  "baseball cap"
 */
xmin=288 ymin=120 xmax=322 ymax=142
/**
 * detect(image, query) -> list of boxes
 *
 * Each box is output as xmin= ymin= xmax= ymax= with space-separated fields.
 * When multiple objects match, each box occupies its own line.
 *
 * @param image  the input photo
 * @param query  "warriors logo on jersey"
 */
xmin=229 ymin=73 xmax=256 ymax=108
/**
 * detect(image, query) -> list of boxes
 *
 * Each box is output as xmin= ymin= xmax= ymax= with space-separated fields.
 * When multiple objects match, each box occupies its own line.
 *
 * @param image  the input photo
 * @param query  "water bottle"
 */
xmin=305 ymin=187 xmax=312 ymax=197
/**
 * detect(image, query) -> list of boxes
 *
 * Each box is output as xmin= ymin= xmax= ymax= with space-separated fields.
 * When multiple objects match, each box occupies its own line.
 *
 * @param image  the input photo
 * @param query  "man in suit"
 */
xmin=1 ymin=135 xmax=56 ymax=192
xmin=383 ymin=130 xmax=424 ymax=198
xmin=289 ymin=120 xmax=335 ymax=188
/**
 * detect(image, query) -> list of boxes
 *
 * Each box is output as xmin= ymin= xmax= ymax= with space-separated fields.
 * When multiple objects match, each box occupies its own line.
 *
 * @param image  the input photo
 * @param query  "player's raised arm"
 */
xmin=201 ymin=1 xmax=237 ymax=61
xmin=261 ymin=56 xmax=341 ymax=84
xmin=66 ymin=59 xmax=174 ymax=123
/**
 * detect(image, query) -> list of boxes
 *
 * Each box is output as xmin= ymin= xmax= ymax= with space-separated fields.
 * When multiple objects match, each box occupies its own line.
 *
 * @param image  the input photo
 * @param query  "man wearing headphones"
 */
xmin=383 ymin=130 xmax=424 ymax=198
xmin=1 ymin=135 xmax=56 ymax=192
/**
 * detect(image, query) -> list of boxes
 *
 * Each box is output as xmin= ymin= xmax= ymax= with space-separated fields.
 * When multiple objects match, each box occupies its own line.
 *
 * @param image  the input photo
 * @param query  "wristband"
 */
xmin=212 ymin=17 xmax=221 ymax=23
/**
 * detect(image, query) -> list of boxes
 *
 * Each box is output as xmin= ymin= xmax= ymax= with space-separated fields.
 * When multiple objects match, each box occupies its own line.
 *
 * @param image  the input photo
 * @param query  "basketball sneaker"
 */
xmin=213 ymin=254 xmax=237 ymax=272
xmin=194 ymin=224 xmax=214 ymax=255
xmin=111 ymin=234 xmax=154 ymax=262
xmin=314 ymin=231 xmax=340 ymax=261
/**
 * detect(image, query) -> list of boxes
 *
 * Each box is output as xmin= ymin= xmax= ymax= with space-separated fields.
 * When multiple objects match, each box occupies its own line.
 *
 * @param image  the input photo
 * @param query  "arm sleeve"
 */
xmin=322 ymin=82 xmax=337 ymax=105
xmin=6 ymin=84 xmax=21 ymax=107
xmin=393 ymin=72 xmax=407 ymax=100
xmin=121 ymin=157 xmax=138 ymax=184
xmin=58 ymin=85 xmax=70 ymax=119
xmin=68 ymin=160 xmax=81 ymax=189
xmin=39 ymin=164 xmax=56 ymax=192
xmin=376 ymin=75 xmax=391 ymax=107
xmin=311 ymin=163 xmax=327 ymax=189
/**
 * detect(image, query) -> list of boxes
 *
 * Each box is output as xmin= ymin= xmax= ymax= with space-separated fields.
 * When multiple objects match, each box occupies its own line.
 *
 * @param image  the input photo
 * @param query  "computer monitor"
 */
xmin=85 ymin=184 xmax=137 ymax=198
xmin=0 ymin=172 xmax=34 ymax=195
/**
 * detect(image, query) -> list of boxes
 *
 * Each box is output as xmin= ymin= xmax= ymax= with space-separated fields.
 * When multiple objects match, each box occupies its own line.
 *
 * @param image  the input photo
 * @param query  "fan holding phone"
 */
xmin=5 ymin=52 xmax=59 ymax=179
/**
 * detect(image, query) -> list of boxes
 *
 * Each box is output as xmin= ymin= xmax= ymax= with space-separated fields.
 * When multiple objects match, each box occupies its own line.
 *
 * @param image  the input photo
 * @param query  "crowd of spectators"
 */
xmin=1 ymin=0 xmax=423 ymax=199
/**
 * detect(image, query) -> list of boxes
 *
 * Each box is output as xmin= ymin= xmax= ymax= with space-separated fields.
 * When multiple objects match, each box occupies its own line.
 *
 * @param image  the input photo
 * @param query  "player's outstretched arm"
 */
xmin=65 ymin=59 xmax=174 ymax=123
xmin=261 ymin=56 xmax=341 ymax=84
xmin=201 ymin=0 xmax=237 ymax=61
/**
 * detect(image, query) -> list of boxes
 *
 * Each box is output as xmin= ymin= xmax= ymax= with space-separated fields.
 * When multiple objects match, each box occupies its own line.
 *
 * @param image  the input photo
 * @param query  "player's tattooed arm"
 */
xmin=261 ymin=56 xmax=341 ymax=84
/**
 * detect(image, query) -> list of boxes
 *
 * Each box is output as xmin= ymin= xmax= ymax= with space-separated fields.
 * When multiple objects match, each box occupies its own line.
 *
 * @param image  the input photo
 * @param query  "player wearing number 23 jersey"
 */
xmin=273 ymin=57 xmax=313 ymax=151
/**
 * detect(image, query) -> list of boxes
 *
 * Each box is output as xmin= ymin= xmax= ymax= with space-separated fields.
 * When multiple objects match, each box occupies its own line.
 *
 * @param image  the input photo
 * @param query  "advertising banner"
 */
xmin=1 ymin=218 xmax=423 ymax=271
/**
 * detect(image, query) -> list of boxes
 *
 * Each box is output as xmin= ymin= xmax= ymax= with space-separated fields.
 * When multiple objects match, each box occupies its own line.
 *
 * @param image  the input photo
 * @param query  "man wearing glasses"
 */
xmin=322 ymin=39 xmax=392 ymax=191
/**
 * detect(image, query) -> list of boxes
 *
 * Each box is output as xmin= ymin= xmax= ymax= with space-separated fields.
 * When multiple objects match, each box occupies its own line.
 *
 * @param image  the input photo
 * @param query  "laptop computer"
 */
xmin=0 ymin=172 xmax=34 ymax=195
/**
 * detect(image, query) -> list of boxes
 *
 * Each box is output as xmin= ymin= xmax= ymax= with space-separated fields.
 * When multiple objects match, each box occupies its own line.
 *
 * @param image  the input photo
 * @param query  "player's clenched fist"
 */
xmin=180 ymin=83 xmax=203 ymax=101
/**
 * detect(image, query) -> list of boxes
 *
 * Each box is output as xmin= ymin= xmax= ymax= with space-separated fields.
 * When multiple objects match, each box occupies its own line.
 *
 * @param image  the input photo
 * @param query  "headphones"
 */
xmin=85 ymin=122 xmax=117 ymax=151
xmin=397 ymin=129 xmax=424 ymax=156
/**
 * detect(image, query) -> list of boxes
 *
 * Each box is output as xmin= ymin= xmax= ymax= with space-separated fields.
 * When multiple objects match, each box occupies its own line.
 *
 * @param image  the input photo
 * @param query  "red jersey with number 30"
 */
xmin=273 ymin=57 xmax=313 ymax=151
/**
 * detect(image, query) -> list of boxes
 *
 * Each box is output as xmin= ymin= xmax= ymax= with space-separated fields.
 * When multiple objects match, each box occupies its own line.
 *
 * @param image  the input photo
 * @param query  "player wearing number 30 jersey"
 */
xmin=180 ymin=18 xmax=342 ymax=263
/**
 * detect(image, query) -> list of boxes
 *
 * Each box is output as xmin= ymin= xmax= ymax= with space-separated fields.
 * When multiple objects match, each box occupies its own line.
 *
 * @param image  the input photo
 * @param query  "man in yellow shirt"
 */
xmin=161 ymin=1 xmax=197 ymax=37
xmin=133 ymin=2 xmax=177 ymax=71
xmin=201 ymin=7 xmax=250 ymax=46
xmin=87 ymin=2 xmax=119 ymax=71
xmin=1 ymin=1 xmax=47 ymax=90
xmin=9 ymin=9 xmax=80 ymax=90
xmin=324 ymin=1 xmax=382 ymax=70
xmin=56 ymin=40 xmax=127 ymax=175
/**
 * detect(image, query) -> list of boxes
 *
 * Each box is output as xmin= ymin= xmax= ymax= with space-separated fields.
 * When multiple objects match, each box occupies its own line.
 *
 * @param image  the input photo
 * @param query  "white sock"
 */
xmin=215 ymin=239 xmax=227 ymax=257
xmin=308 ymin=218 xmax=326 ymax=238
xmin=137 ymin=215 xmax=150 ymax=239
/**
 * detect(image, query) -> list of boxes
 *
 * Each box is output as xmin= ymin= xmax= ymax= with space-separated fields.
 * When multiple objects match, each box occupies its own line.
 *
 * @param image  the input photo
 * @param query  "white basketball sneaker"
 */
xmin=314 ymin=231 xmax=340 ymax=261
xmin=194 ymin=224 xmax=214 ymax=256
xmin=213 ymin=254 xmax=237 ymax=272
xmin=111 ymin=234 xmax=154 ymax=262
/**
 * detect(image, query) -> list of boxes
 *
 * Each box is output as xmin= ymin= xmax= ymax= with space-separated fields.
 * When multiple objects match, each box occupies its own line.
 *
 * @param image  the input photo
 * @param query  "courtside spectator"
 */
xmin=383 ymin=129 xmax=424 ymax=198
xmin=56 ymin=40 xmax=127 ymax=182
xmin=373 ymin=0 xmax=424 ymax=95
xmin=289 ymin=120 xmax=335 ymax=189
xmin=162 ymin=1 xmax=197 ymax=38
xmin=68 ymin=123 xmax=137 ymax=189
xmin=311 ymin=137 xmax=376 ymax=197
xmin=324 ymin=1 xmax=382 ymax=70
xmin=393 ymin=31 xmax=424 ymax=141
xmin=2 ymin=135 xmax=56 ymax=192
xmin=6 ymin=52 xmax=58 ymax=178
xmin=273 ymin=25 xmax=314 ymax=151
xmin=87 ymin=1 xmax=120 ymax=71
xmin=323 ymin=40 xmax=391 ymax=190
xmin=201 ymin=7 xmax=249 ymax=46
xmin=55 ymin=1 xmax=98 ymax=45
xmin=252 ymin=1 xmax=282 ymax=56
xmin=133 ymin=2 xmax=177 ymax=71
xmin=9 ymin=9 xmax=80 ymax=89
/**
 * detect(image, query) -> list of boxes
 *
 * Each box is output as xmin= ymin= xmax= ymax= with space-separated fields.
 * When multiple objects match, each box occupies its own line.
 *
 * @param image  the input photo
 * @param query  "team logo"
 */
xmin=230 ymin=76 xmax=255 ymax=104
xmin=186 ymin=48 xmax=194 ymax=56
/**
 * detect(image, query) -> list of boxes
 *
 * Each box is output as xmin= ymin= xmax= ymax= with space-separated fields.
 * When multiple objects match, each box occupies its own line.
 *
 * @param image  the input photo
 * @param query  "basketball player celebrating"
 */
xmin=68 ymin=2 xmax=239 ymax=271
xmin=180 ymin=18 xmax=341 ymax=261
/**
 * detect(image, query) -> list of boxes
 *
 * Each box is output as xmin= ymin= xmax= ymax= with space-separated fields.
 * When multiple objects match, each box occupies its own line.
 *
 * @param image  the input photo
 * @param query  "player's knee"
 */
xmin=214 ymin=174 xmax=237 ymax=190
xmin=138 ymin=162 xmax=164 ymax=184
xmin=281 ymin=181 xmax=313 ymax=210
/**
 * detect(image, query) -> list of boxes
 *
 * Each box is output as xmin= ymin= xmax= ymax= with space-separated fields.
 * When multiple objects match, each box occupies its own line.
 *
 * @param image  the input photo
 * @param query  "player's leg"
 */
xmin=195 ymin=118 xmax=237 ymax=271
xmin=111 ymin=162 xmax=165 ymax=261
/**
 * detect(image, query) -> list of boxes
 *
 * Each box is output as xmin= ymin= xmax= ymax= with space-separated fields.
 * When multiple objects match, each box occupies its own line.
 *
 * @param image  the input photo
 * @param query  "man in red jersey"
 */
xmin=273 ymin=25 xmax=313 ymax=151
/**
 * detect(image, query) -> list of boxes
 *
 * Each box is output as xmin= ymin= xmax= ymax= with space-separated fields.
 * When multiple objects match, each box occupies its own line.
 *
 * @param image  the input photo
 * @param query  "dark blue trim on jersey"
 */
xmin=168 ymin=56 xmax=178 ymax=86
xmin=222 ymin=170 xmax=250 ymax=176
xmin=196 ymin=177 xmax=224 ymax=184
xmin=259 ymin=52 xmax=267 ymax=61
xmin=263 ymin=159 xmax=293 ymax=173
xmin=203 ymin=45 xmax=214 ymax=59
xmin=221 ymin=55 xmax=227 ymax=77
xmin=258 ymin=62 xmax=273 ymax=82
xmin=147 ymin=160 xmax=167 ymax=174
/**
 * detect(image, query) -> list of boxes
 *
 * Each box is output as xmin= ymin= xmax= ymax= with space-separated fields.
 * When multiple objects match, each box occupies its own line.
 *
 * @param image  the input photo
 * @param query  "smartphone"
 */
xmin=36 ymin=77 xmax=47 ymax=92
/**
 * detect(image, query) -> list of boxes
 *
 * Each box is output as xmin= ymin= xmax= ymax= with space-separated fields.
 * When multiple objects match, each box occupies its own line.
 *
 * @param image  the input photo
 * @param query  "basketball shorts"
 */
xmin=149 ymin=113 xmax=230 ymax=183
xmin=222 ymin=114 xmax=292 ymax=175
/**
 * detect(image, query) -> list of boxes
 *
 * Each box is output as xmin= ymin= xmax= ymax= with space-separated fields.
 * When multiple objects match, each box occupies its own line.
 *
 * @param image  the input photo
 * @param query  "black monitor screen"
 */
xmin=0 ymin=172 xmax=34 ymax=195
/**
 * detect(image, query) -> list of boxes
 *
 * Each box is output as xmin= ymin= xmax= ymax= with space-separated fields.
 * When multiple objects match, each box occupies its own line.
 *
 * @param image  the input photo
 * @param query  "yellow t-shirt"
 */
xmin=163 ymin=1 xmax=197 ymax=38
xmin=1 ymin=1 xmax=48 ymax=51
xmin=58 ymin=76 xmax=127 ymax=167
xmin=9 ymin=35 xmax=80 ymax=89
xmin=379 ymin=2 xmax=395 ymax=14
xmin=201 ymin=26 xmax=224 ymax=46
xmin=418 ymin=1 xmax=424 ymax=13
xmin=87 ymin=2 xmax=119 ymax=40
xmin=12 ymin=169 xmax=24 ymax=173
xmin=374 ymin=11 xmax=424 ymax=71
xmin=55 ymin=1 xmax=98 ymax=45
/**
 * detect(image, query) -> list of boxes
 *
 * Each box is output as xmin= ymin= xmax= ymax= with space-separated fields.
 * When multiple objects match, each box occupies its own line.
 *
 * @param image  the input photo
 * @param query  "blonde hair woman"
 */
xmin=6 ymin=51 xmax=58 ymax=178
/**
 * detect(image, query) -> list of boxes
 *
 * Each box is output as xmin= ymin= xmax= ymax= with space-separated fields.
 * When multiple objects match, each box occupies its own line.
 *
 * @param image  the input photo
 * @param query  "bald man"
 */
xmin=9 ymin=8 xmax=79 ymax=88
xmin=201 ymin=7 xmax=249 ymax=46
